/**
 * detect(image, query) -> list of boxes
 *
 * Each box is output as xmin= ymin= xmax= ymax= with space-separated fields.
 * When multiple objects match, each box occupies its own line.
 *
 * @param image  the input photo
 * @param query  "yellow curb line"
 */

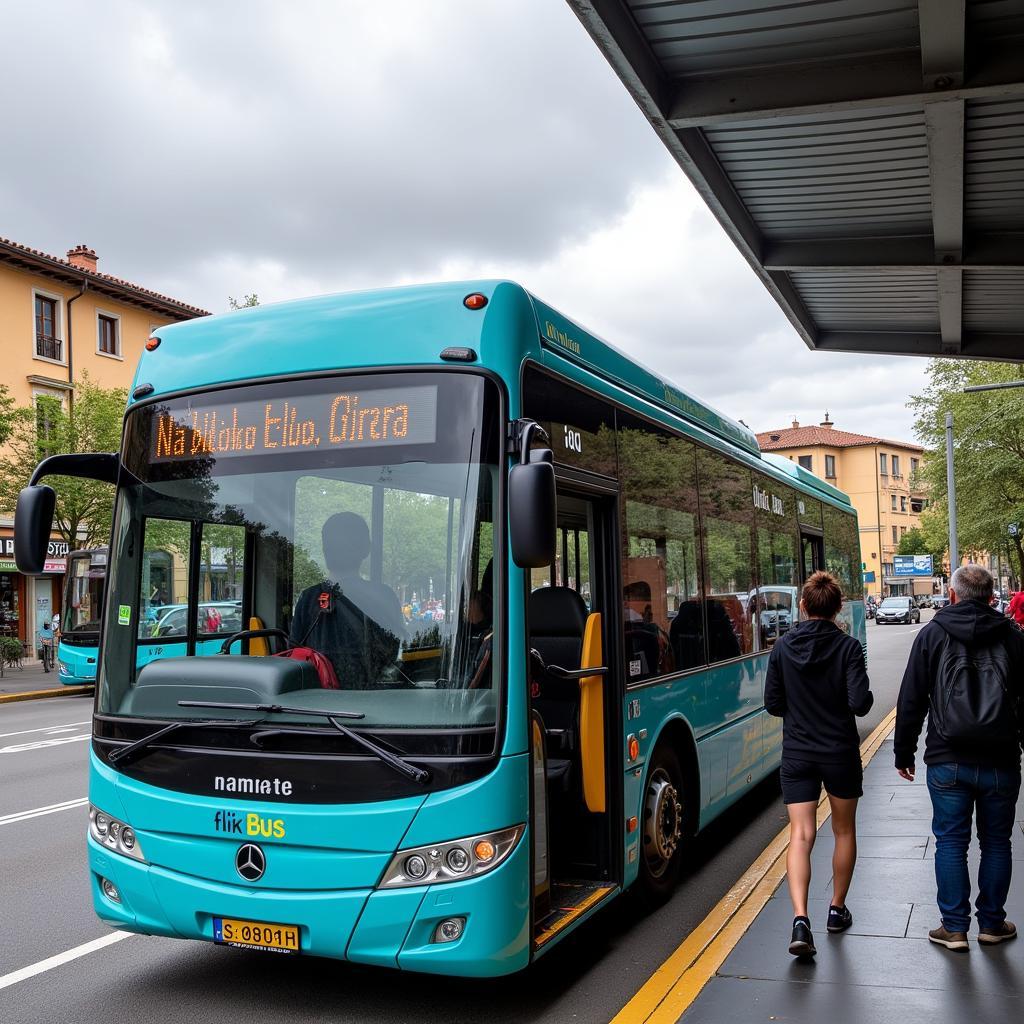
xmin=0 ymin=686 xmax=93 ymax=704
xmin=611 ymin=706 xmax=899 ymax=1024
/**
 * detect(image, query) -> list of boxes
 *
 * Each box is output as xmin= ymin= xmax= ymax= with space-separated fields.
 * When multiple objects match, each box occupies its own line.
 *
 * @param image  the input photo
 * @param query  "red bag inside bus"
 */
xmin=274 ymin=646 xmax=340 ymax=689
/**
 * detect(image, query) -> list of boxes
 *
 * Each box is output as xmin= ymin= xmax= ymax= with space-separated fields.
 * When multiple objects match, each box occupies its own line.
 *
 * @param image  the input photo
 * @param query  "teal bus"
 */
xmin=15 ymin=281 xmax=864 ymax=976
xmin=57 ymin=547 xmax=107 ymax=685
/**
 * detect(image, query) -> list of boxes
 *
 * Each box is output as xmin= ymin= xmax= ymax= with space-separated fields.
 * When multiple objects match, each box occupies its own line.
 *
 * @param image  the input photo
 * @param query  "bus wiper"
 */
xmin=108 ymin=718 xmax=260 ymax=767
xmin=177 ymin=701 xmax=432 ymax=785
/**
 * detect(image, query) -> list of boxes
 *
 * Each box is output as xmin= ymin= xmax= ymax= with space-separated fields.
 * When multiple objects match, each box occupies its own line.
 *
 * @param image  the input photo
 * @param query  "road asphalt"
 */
xmin=0 ymin=617 xmax=926 ymax=1024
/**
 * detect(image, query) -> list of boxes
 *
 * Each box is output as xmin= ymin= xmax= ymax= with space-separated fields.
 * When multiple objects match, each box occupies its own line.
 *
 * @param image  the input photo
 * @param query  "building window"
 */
xmin=911 ymin=497 xmax=925 ymax=513
xmin=892 ymin=454 xmax=901 ymax=477
xmin=892 ymin=526 xmax=898 ymax=544
xmin=34 ymin=293 xmax=62 ymax=361
xmin=879 ymin=453 xmax=888 ymax=476
xmin=901 ymin=526 xmax=907 ymax=537
xmin=798 ymin=455 xmax=812 ymax=470
xmin=910 ymin=457 xmax=919 ymax=477
xmin=824 ymin=454 xmax=836 ymax=478
xmin=891 ymin=494 xmax=897 ymax=511
xmin=901 ymin=496 xmax=907 ymax=512
xmin=97 ymin=313 xmax=120 ymax=357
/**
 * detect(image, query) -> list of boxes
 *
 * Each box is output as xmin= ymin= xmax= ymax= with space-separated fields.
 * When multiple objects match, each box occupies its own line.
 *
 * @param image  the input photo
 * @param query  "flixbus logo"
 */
xmin=214 ymin=810 xmax=286 ymax=839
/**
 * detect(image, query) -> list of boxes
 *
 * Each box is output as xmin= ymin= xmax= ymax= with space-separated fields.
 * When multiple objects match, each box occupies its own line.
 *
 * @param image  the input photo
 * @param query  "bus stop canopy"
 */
xmin=567 ymin=1 xmax=1024 ymax=360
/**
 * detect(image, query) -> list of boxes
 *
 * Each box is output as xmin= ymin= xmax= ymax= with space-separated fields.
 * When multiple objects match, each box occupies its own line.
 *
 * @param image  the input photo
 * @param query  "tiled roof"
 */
xmin=0 ymin=236 xmax=209 ymax=318
xmin=757 ymin=425 xmax=924 ymax=452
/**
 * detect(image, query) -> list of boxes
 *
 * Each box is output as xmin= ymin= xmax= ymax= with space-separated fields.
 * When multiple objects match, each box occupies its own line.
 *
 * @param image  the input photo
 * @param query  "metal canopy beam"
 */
xmin=666 ymin=48 xmax=1022 ymax=128
xmin=920 ymin=2 xmax=966 ymax=352
xmin=816 ymin=332 xmax=1024 ymax=361
xmin=764 ymin=234 xmax=1024 ymax=272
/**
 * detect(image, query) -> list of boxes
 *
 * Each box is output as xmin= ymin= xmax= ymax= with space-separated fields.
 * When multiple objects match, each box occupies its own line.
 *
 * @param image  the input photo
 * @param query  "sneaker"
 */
xmin=928 ymin=925 xmax=969 ymax=950
xmin=827 ymin=904 xmax=853 ymax=933
xmin=788 ymin=917 xmax=817 ymax=958
xmin=978 ymin=921 xmax=1017 ymax=946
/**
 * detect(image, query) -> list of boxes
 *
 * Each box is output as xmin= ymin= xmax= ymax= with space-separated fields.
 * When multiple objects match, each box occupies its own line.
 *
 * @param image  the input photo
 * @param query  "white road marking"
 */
xmin=0 ymin=733 xmax=90 ymax=754
xmin=0 ymin=797 xmax=88 ymax=826
xmin=0 ymin=720 xmax=90 ymax=739
xmin=0 ymin=931 xmax=132 ymax=991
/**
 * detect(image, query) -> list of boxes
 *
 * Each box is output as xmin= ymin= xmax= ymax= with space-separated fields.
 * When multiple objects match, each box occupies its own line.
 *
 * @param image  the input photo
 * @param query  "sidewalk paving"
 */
xmin=681 ymin=737 xmax=1024 ymax=1023
xmin=0 ymin=658 xmax=87 ymax=697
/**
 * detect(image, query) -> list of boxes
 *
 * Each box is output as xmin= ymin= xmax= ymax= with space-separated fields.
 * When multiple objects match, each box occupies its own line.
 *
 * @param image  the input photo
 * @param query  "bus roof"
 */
xmin=136 ymin=280 xmax=851 ymax=510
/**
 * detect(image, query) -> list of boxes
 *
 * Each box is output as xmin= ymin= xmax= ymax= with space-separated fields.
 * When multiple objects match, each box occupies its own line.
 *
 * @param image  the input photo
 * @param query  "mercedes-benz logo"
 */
xmin=235 ymin=843 xmax=266 ymax=882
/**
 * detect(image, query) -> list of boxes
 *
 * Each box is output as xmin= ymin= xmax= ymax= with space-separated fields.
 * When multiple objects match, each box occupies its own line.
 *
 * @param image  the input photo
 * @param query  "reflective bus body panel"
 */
xmin=81 ymin=280 xmax=864 ymax=975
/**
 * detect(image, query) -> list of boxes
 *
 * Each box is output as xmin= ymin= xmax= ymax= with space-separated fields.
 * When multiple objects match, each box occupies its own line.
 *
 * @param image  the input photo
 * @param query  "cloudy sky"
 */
xmin=1 ymin=0 xmax=928 ymax=441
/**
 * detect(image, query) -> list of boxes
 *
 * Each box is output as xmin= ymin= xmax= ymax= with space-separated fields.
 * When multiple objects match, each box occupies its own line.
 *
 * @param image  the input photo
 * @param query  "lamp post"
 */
xmin=945 ymin=412 xmax=958 ymax=573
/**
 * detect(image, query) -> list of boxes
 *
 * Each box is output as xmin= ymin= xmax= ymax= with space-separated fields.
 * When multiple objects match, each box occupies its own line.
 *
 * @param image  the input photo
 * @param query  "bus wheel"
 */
xmin=637 ymin=746 xmax=685 ymax=905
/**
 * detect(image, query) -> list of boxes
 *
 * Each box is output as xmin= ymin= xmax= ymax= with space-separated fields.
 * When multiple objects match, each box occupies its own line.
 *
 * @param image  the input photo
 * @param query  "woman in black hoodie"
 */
xmin=765 ymin=571 xmax=874 ymax=957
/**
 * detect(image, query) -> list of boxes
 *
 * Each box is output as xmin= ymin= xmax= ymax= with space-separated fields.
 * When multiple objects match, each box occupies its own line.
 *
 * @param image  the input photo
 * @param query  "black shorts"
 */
xmin=780 ymin=756 xmax=863 ymax=804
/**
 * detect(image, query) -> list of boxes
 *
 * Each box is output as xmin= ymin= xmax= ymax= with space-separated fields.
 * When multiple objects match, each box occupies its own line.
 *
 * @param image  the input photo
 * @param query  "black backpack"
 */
xmin=931 ymin=634 xmax=1017 ymax=744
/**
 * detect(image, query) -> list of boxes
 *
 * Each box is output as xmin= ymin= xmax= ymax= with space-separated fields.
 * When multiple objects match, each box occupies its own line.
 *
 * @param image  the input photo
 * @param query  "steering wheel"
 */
xmin=219 ymin=628 xmax=290 ymax=655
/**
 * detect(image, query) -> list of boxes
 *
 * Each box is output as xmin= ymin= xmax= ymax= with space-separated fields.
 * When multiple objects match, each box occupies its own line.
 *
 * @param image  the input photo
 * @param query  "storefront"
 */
xmin=0 ymin=529 xmax=68 ymax=654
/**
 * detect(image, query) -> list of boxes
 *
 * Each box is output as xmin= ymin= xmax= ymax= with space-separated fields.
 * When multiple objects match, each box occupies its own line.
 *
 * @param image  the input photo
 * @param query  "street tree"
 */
xmin=910 ymin=359 xmax=1024 ymax=581
xmin=896 ymin=526 xmax=945 ymax=569
xmin=0 ymin=373 xmax=127 ymax=550
xmin=0 ymin=383 xmax=15 ymax=446
xmin=228 ymin=294 xmax=260 ymax=309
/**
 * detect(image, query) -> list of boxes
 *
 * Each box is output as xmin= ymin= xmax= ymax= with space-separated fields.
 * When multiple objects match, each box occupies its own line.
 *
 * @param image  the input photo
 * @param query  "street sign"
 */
xmin=893 ymin=554 xmax=933 ymax=577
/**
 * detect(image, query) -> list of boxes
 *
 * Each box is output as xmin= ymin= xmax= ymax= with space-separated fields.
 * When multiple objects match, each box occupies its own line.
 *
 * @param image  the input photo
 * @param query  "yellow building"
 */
xmin=756 ymin=416 xmax=929 ymax=600
xmin=0 ymin=236 xmax=206 ymax=649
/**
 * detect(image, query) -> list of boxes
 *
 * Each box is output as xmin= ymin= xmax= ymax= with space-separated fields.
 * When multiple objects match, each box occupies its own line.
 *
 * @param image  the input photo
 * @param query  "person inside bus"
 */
xmin=291 ymin=511 xmax=405 ymax=688
xmin=765 ymin=571 xmax=873 ymax=959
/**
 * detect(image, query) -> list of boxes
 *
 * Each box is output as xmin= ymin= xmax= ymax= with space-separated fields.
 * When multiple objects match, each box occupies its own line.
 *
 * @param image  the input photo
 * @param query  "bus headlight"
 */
xmin=89 ymin=804 xmax=146 ymax=862
xmin=378 ymin=825 xmax=524 ymax=889
xmin=58 ymin=661 xmax=71 ymax=676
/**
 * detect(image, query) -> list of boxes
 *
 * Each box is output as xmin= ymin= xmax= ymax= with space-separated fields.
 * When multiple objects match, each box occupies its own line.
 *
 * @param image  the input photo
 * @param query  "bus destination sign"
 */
xmin=151 ymin=385 xmax=438 ymax=462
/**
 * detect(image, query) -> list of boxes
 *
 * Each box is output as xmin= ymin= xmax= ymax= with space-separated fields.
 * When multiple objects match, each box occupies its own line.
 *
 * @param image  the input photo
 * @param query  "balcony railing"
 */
xmin=36 ymin=333 xmax=63 ymax=361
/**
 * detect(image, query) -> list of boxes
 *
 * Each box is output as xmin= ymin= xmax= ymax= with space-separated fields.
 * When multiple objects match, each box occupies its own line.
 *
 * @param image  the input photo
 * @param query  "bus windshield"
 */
xmin=97 ymin=372 xmax=501 ymax=734
xmin=62 ymin=549 xmax=107 ymax=639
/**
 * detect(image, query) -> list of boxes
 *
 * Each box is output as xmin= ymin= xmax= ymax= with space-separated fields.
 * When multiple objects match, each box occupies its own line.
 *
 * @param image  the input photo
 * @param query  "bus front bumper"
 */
xmin=88 ymin=830 xmax=530 ymax=977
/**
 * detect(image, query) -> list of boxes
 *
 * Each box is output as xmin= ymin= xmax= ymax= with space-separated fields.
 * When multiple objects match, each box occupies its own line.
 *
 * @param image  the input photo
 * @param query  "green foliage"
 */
xmin=228 ymin=294 xmax=260 ymax=309
xmin=0 ymin=383 xmax=15 ymax=446
xmin=0 ymin=373 xmax=127 ymax=549
xmin=910 ymin=360 xmax=1024 ymax=580
xmin=0 ymin=635 xmax=23 ymax=666
xmin=896 ymin=526 xmax=946 ymax=568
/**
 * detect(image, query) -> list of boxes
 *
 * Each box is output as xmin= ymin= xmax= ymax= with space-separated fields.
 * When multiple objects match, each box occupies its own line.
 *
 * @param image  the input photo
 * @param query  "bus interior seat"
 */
xmin=529 ymin=586 xmax=587 ymax=776
xmin=248 ymin=616 xmax=269 ymax=656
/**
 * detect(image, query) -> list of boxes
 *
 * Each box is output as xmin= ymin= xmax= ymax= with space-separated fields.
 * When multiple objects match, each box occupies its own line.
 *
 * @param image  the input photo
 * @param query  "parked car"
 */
xmin=876 ymin=596 xmax=921 ymax=625
xmin=151 ymin=602 xmax=242 ymax=638
xmin=931 ymin=595 xmax=950 ymax=610
xmin=913 ymin=594 xmax=932 ymax=609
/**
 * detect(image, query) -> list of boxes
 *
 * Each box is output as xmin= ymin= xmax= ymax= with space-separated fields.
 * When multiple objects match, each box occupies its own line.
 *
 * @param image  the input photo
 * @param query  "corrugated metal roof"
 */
xmin=568 ymin=0 xmax=1024 ymax=360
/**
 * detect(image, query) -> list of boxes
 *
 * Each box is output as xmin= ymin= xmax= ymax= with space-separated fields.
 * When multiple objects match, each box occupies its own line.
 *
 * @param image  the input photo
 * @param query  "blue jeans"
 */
xmin=927 ymin=762 xmax=1021 ymax=933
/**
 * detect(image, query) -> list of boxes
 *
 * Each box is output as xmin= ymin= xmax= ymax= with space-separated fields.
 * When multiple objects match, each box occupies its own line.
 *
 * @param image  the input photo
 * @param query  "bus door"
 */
xmin=528 ymin=483 xmax=618 ymax=950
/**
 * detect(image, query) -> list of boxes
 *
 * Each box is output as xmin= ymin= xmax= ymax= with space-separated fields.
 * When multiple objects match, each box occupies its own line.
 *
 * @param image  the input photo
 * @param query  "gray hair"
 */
xmin=951 ymin=564 xmax=994 ymax=603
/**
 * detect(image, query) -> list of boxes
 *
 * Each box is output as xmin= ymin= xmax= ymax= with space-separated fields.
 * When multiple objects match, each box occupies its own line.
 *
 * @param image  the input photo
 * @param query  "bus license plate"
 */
xmin=213 ymin=917 xmax=299 ymax=954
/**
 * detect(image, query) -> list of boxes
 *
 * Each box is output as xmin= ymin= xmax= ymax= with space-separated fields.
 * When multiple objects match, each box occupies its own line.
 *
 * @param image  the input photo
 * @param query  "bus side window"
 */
xmin=697 ymin=450 xmax=755 ymax=661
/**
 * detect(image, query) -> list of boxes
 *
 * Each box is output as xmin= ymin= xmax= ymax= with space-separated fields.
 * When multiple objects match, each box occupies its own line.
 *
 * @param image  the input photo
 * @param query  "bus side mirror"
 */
xmin=509 ymin=458 xmax=556 ymax=569
xmin=14 ymin=485 xmax=57 ymax=574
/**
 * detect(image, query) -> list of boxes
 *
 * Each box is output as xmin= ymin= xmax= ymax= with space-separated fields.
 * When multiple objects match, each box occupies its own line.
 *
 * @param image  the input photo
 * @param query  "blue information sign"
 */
xmin=893 ymin=555 xmax=933 ymax=577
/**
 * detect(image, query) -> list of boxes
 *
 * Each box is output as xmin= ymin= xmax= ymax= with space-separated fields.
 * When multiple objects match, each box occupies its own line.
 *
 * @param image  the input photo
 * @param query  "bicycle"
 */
xmin=38 ymin=625 xmax=55 ymax=673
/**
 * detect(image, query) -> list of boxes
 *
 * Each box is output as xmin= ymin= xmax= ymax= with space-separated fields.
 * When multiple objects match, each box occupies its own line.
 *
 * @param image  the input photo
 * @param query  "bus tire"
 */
xmin=636 ymin=744 xmax=685 ymax=906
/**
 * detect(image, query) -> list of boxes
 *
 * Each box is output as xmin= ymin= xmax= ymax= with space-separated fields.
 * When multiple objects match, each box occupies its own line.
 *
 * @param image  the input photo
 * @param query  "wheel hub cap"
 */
xmin=644 ymin=769 xmax=682 ymax=876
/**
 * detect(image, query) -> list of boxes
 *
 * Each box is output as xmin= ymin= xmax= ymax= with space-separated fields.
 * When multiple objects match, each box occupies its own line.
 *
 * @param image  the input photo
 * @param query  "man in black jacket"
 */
xmin=895 ymin=564 xmax=1024 ymax=950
